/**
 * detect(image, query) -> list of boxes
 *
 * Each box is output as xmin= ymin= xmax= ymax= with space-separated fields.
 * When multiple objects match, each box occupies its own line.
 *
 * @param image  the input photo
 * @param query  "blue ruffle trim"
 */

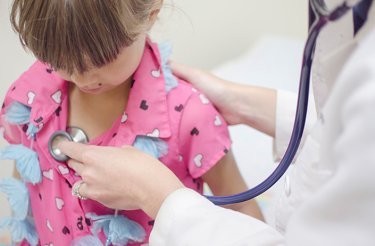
xmin=1 ymin=94 xmax=41 ymax=246
xmin=158 ymin=42 xmax=179 ymax=93
xmin=72 ymin=235 xmax=104 ymax=246
xmin=0 ymin=217 xmax=38 ymax=246
xmin=0 ymin=178 xmax=29 ymax=220
xmin=4 ymin=102 xmax=31 ymax=125
xmin=3 ymin=102 xmax=39 ymax=139
xmin=133 ymin=136 xmax=168 ymax=159
xmin=0 ymin=145 xmax=41 ymax=185
xmin=25 ymin=125 xmax=39 ymax=140
xmin=86 ymin=213 xmax=146 ymax=246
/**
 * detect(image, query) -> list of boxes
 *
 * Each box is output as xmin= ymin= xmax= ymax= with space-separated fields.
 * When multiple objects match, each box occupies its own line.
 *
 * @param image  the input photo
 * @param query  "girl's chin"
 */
xmin=79 ymin=87 xmax=104 ymax=94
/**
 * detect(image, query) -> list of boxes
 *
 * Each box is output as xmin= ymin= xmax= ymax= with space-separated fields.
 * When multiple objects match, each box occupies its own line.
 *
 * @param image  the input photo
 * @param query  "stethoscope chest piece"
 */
xmin=48 ymin=127 xmax=89 ymax=162
xmin=67 ymin=127 xmax=89 ymax=144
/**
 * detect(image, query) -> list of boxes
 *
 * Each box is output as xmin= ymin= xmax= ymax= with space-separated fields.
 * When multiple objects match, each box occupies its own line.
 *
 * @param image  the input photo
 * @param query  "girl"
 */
xmin=0 ymin=1 xmax=263 ymax=245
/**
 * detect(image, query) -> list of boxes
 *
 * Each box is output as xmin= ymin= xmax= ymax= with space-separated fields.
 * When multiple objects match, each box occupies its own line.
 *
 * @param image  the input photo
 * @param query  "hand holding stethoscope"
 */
xmin=57 ymin=141 xmax=184 ymax=219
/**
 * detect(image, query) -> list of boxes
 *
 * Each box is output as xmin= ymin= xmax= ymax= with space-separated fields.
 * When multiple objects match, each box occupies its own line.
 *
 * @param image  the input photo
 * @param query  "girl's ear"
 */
xmin=148 ymin=8 xmax=161 ymax=29
xmin=147 ymin=0 xmax=163 ymax=30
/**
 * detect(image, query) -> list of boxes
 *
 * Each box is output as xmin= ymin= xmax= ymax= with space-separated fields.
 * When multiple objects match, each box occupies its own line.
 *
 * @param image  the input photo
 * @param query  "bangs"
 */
xmin=11 ymin=0 xmax=143 ymax=74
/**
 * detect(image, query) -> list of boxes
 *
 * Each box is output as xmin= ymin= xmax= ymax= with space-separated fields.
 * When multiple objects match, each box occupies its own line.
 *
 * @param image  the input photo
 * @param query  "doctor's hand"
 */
xmin=170 ymin=62 xmax=277 ymax=136
xmin=58 ymin=141 xmax=184 ymax=219
xmin=171 ymin=61 xmax=243 ymax=125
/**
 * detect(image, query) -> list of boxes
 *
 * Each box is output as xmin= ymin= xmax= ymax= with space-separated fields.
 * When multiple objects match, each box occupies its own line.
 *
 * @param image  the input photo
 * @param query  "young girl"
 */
xmin=0 ymin=1 xmax=263 ymax=245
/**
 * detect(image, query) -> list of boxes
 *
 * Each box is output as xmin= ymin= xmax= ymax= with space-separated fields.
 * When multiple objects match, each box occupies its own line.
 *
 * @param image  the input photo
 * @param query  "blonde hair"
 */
xmin=10 ymin=0 xmax=162 ymax=74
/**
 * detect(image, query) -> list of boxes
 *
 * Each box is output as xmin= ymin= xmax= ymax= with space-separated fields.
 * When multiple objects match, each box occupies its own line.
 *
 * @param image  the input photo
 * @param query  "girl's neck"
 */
xmin=68 ymin=79 xmax=132 ymax=141
xmin=69 ymin=80 xmax=131 ymax=107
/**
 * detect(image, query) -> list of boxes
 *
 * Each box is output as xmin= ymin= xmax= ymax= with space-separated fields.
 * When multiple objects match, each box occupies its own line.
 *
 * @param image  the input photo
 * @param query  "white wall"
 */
xmin=152 ymin=0 xmax=308 ymax=69
xmin=0 ymin=0 xmax=308 ymax=219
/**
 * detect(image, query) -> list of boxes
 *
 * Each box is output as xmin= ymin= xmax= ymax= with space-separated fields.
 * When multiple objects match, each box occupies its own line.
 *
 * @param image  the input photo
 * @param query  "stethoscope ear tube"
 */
xmin=206 ymin=2 xmax=352 ymax=205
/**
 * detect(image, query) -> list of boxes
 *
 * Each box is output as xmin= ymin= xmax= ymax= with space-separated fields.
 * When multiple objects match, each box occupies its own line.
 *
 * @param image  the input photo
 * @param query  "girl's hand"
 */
xmin=58 ymin=141 xmax=184 ymax=219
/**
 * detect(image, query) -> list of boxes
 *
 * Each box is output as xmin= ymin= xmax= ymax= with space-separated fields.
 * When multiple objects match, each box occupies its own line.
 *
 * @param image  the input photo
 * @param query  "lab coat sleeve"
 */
xmin=150 ymin=188 xmax=284 ymax=246
xmin=273 ymin=90 xmax=317 ymax=161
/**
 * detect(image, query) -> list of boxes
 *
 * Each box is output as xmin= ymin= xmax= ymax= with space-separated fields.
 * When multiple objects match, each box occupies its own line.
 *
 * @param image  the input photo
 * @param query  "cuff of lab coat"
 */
xmin=273 ymin=90 xmax=298 ymax=161
xmin=150 ymin=188 xmax=211 ymax=244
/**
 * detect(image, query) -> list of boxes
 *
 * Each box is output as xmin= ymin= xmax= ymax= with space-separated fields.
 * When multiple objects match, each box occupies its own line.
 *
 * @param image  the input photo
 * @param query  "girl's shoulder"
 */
xmin=3 ymin=60 xmax=65 ymax=106
xmin=166 ymin=77 xmax=216 ymax=119
xmin=1 ymin=61 xmax=66 ymax=143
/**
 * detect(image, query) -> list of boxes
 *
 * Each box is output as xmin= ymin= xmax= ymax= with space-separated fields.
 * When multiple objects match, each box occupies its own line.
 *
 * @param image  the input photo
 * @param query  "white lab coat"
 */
xmin=149 ymin=2 xmax=375 ymax=246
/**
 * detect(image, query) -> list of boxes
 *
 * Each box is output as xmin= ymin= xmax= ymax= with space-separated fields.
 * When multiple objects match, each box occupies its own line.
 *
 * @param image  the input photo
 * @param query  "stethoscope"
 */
xmin=48 ymin=127 xmax=89 ymax=162
xmin=48 ymin=0 xmax=370 ymax=206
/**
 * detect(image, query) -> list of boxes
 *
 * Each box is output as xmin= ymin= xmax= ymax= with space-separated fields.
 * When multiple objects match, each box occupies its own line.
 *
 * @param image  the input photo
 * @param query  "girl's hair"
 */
xmin=10 ymin=0 xmax=162 ymax=74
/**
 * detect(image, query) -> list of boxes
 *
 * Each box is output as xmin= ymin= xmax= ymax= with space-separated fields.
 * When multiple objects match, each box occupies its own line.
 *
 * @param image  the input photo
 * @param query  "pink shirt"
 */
xmin=0 ymin=41 xmax=231 ymax=245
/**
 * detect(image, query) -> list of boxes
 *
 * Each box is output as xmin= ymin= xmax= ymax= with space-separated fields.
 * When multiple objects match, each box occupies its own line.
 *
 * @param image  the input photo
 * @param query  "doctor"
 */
xmin=59 ymin=0 xmax=375 ymax=245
